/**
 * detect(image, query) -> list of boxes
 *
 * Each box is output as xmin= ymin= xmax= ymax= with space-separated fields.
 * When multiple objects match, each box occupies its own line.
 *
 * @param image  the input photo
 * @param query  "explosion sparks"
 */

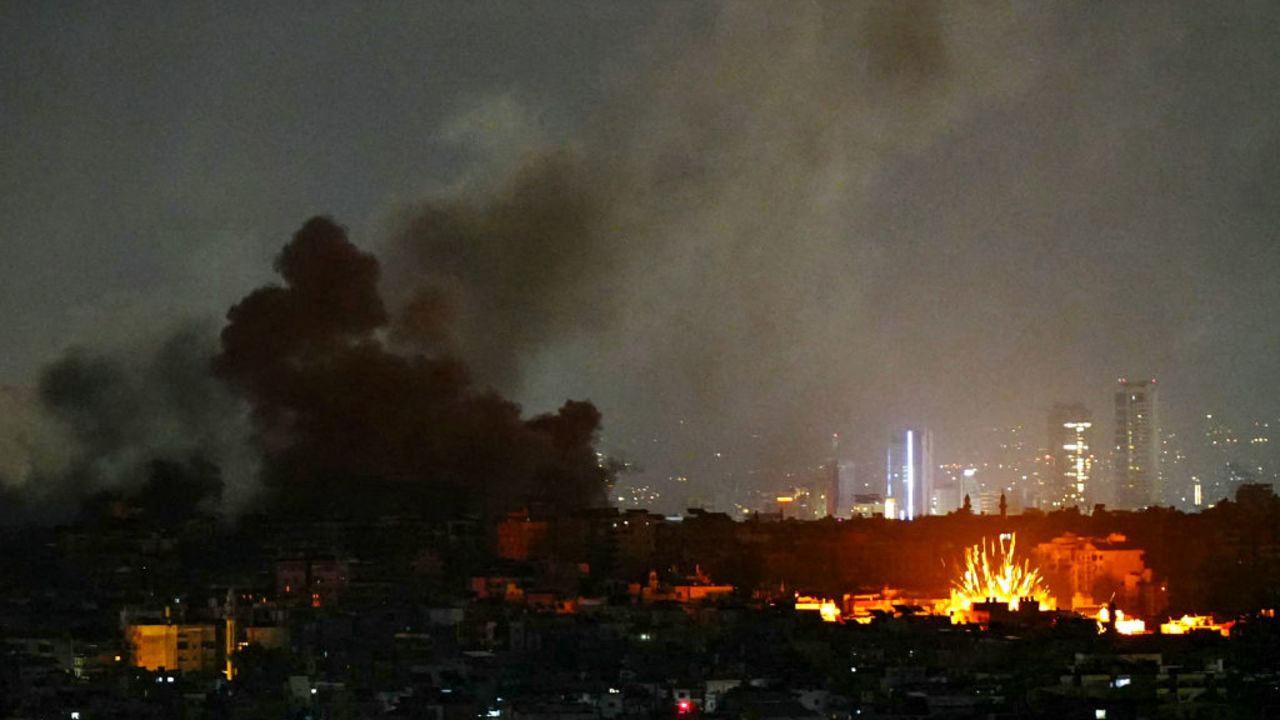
xmin=948 ymin=533 xmax=1051 ymax=613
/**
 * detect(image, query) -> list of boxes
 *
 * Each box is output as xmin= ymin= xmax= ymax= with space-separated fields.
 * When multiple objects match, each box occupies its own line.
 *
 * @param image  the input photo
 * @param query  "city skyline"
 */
xmin=4 ymin=5 xmax=1280 ymax=716
xmin=3 ymin=2 xmax=1280 ymax=522
xmin=608 ymin=371 xmax=1279 ymax=517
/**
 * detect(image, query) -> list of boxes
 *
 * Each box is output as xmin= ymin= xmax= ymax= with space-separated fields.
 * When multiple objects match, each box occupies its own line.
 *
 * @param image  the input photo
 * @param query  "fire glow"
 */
xmin=1096 ymin=606 xmax=1147 ymax=635
xmin=1160 ymin=614 xmax=1232 ymax=637
xmin=794 ymin=595 xmax=842 ymax=623
xmin=948 ymin=533 xmax=1051 ymax=615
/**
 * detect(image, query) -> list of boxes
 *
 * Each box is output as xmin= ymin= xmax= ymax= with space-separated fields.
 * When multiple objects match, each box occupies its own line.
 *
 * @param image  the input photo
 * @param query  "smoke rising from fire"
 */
xmin=380 ymin=2 xmax=1280 ymax=485
xmin=216 ymin=216 xmax=609 ymax=518
xmin=1 ymin=217 xmax=611 ymax=522
xmin=3 ymin=2 xmax=1278 ymax=516
xmin=382 ymin=2 xmax=1055 ymax=471
xmin=0 ymin=325 xmax=254 ymax=523
xmin=386 ymin=153 xmax=610 ymax=389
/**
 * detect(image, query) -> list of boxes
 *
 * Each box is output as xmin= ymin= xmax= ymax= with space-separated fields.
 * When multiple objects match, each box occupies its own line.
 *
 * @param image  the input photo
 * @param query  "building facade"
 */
xmin=1113 ymin=378 xmax=1160 ymax=509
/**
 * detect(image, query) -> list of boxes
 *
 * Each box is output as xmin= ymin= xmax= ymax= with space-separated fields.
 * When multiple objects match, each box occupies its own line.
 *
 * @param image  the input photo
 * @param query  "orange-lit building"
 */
xmin=633 ymin=569 xmax=734 ymax=604
xmin=496 ymin=509 xmax=550 ymax=561
xmin=672 ymin=583 xmax=735 ymax=603
xmin=126 ymin=623 xmax=220 ymax=674
xmin=1034 ymin=533 xmax=1163 ymax=616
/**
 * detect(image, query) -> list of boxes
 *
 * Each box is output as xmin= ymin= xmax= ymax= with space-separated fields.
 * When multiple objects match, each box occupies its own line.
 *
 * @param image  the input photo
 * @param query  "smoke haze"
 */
xmin=0 ymin=325 xmax=254 ymax=522
xmin=2 ymin=2 xmax=1279 ymax=510
xmin=383 ymin=2 xmax=1280 ymax=488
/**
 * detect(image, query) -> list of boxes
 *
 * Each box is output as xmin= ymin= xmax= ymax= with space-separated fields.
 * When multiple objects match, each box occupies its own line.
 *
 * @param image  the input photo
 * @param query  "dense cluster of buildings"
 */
xmin=3 ymin=480 xmax=1280 ymax=718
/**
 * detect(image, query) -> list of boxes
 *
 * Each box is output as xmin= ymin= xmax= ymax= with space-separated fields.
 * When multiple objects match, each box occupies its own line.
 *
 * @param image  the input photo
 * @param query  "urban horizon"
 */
xmin=4 ymin=2 xmax=1280 ymax=718
xmin=608 ymin=376 xmax=1279 ymax=519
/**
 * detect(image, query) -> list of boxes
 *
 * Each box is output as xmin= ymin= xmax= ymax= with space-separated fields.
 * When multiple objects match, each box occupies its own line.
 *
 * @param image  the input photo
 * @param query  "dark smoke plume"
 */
xmin=0 ymin=324 xmax=249 ymax=524
xmin=386 ymin=153 xmax=612 ymax=390
xmin=79 ymin=457 xmax=224 ymax=527
xmin=215 ymin=216 xmax=610 ymax=518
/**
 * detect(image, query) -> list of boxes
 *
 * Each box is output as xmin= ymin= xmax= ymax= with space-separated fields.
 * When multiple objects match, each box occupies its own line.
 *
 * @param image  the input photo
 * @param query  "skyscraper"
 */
xmin=1113 ymin=378 xmax=1159 ymax=509
xmin=825 ymin=433 xmax=858 ymax=518
xmin=886 ymin=427 xmax=933 ymax=520
xmin=1048 ymin=403 xmax=1094 ymax=509
xmin=827 ymin=460 xmax=857 ymax=518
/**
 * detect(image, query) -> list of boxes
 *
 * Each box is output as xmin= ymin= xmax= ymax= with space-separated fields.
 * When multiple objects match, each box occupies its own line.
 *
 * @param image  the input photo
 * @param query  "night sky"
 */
xmin=3 ymin=2 xmax=1279 ymax=504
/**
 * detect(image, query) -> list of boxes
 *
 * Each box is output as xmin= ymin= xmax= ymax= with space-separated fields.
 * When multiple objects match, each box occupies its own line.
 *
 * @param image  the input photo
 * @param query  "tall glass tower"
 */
xmin=1113 ymin=378 xmax=1159 ymax=509
xmin=1048 ymin=402 xmax=1094 ymax=509
xmin=886 ymin=427 xmax=934 ymax=520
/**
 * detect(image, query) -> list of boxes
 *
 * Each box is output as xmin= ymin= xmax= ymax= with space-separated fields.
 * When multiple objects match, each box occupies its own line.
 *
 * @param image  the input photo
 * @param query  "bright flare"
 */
xmin=948 ymin=533 xmax=1051 ymax=613
xmin=1096 ymin=606 xmax=1147 ymax=635
xmin=795 ymin=595 xmax=842 ymax=623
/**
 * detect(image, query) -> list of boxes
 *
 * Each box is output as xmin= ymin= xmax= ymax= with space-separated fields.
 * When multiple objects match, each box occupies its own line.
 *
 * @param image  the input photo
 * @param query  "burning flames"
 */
xmin=948 ymin=533 xmax=1051 ymax=614
xmin=790 ymin=532 xmax=1240 ymax=635
xmin=795 ymin=595 xmax=842 ymax=623
xmin=1096 ymin=606 xmax=1147 ymax=635
xmin=1090 ymin=609 xmax=1236 ymax=637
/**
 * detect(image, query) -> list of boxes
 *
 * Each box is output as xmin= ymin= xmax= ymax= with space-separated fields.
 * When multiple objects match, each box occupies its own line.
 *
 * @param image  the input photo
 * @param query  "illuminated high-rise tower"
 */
xmin=886 ymin=427 xmax=933 ymax=520
xmin=1113 ymin=378 xmax=1160 ymax=509
xmin=1048 ymin=403 xmax=1094 ymax=509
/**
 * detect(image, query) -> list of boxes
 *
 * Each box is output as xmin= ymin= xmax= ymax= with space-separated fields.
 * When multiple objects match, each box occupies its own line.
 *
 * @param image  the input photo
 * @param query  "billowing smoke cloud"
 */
xmin=5 ymin=1 xmax=1277 ymax=519
xmin=382 ymin=1 xmax=1280 ymax=497
xmin=382 ymin=2 xmax=1051 ymax=477
xmin=215 ymin=216 xmax=609 ymax=518
xmin=0 ymin=323 xmax=254 ymax=524
xmin=0 ymin=215 xmax=610 ymax=523
xmin=387 ymin=153 xmax=610 ymax=390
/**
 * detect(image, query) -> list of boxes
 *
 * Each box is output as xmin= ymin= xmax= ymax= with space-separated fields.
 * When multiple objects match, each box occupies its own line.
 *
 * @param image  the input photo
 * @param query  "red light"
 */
xmin=677 ymin=700 xmax=692 ymax=714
